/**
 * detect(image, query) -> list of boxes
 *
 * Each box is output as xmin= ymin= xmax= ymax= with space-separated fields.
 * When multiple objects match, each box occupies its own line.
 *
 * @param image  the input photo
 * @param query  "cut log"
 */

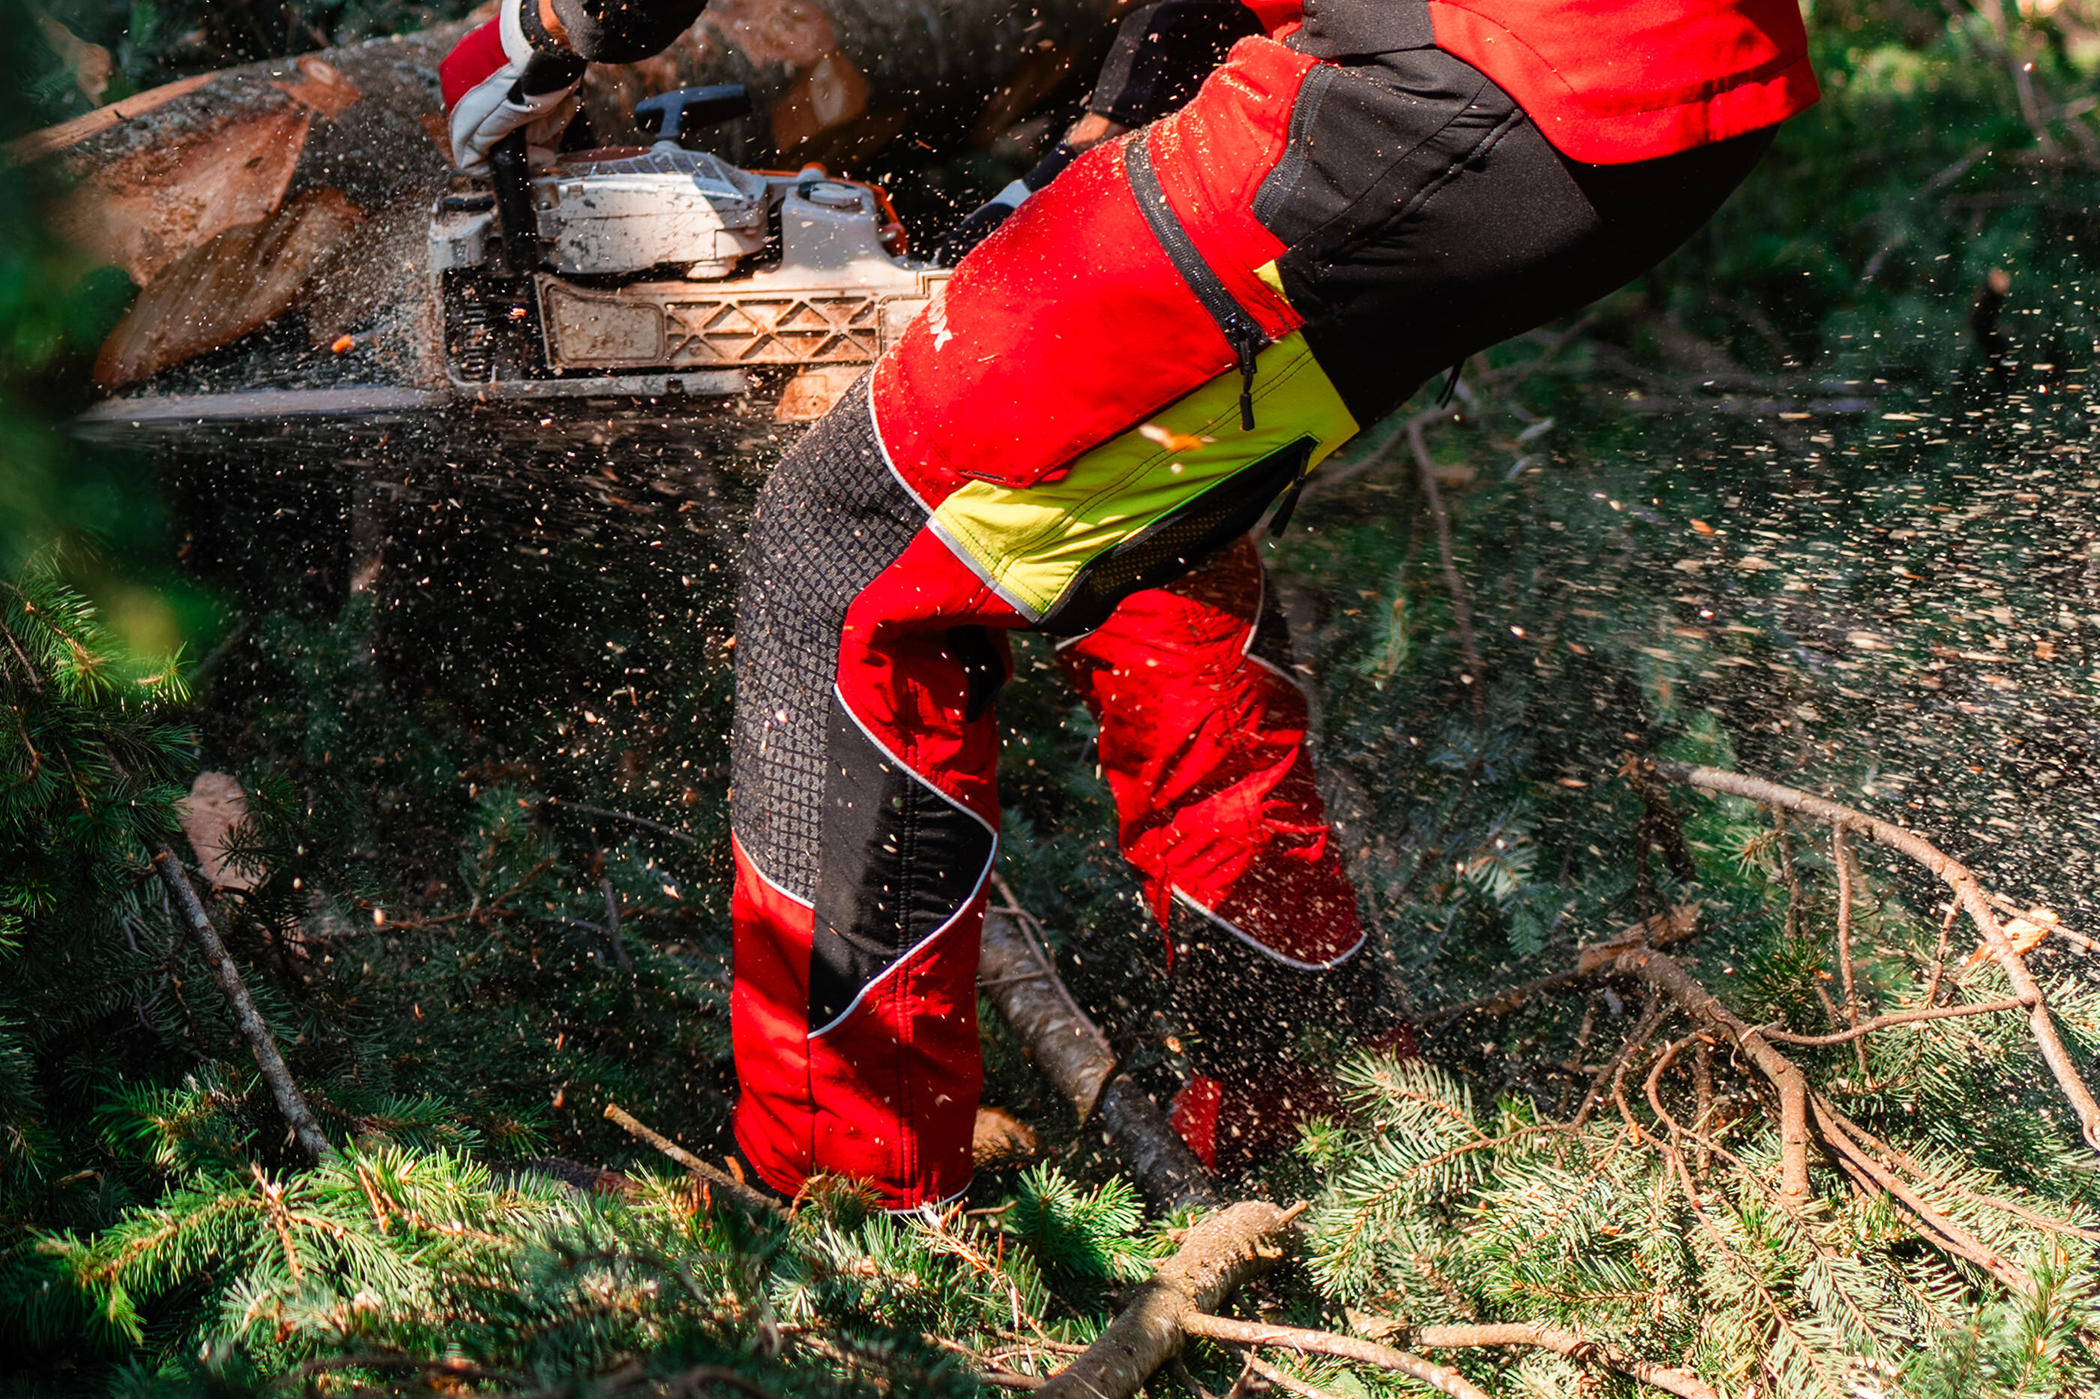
xmin=19 ymin=0 xmax=1121 ymax=395
xmin=94 ymin=189 xmax=365 ymax=388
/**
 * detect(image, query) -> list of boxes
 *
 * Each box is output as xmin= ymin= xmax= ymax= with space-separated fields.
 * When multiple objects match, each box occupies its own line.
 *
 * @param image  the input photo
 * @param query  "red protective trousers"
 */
xmin=729 ymin=28 xmax=1787 ymax=1206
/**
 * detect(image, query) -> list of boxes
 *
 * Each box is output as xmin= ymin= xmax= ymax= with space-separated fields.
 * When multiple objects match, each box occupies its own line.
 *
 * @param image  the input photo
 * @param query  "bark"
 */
xmin=149 ymin=838 xmax=332 ymax=1163
xmin=1034 ymin=1201 xmax=1304 ymax=1399
xmin=980 ymin=907 xmax=1221 ymax=1210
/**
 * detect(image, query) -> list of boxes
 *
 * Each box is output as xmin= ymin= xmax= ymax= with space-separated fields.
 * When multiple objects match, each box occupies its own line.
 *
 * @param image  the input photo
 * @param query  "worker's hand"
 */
xmin=440 ymin=9 xmax=586 ymax=174
xmin=934 ymin=141 xmax=1085 ymax=267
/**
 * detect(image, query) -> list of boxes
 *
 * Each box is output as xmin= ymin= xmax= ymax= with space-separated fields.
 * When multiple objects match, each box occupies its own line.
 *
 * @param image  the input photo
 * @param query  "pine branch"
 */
xmin=285 ymin=1353 xmax=526 ymax=1389
xmin=1807 ymin=1101 xmax=2029 ymax=1290
xmin=1423 ymin=906 xmax=1698 ymax=1029
xmin=148 ymin=837 xmax=330 ymax=1163
xmin=1647 ymin=758 xmax=2100 ymax=1154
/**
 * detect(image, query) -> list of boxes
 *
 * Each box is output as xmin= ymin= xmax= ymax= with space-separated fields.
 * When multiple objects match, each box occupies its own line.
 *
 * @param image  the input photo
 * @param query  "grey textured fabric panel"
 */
xmin=731 ymin=377 xmax=924 ymax=900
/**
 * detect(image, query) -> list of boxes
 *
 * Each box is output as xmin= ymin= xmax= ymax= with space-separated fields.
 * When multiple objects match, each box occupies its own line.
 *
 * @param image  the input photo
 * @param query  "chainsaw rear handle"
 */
xmin=490 ymin=128 xmax=539 ymax=277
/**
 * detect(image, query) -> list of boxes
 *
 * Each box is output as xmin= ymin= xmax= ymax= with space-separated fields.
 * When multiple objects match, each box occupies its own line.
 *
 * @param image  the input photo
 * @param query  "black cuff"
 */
xmin=1087 ymin=0 xmax=1261 ymax=129
xmin=517 ymin=0 xmax=573 ymax=55
xmin=549 ymin=0 xmax=709 ymax=63
xmin=517 ymin=49 xmax=587 ymax=96
xmin=1022 ymin=141 xmax=1082 ymax=193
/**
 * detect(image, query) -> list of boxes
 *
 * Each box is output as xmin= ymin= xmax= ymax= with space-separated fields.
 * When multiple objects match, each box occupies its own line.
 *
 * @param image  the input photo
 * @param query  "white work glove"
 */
xmin=439 ymin=3 xmax=586 ymax=174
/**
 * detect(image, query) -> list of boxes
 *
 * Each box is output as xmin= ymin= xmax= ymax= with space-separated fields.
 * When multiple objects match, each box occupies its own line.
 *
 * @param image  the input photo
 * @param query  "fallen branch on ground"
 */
xmin=1647 ymin=758 xmax=2100 ymax=1154
xmin=603 ymin=1102 xmax=785 ymax=1218
xmin=1421 ymin=905 xmax=1699 ymax=1028
xmin=1182 ymin=1312 xmax=1490 ymax=1399
xmin=1033 ymin=1201 xmax=1306 ymax=1399
xmin=981 ymin=879 xmax=1220 ymax=1209
xmin=150 ymin=837 xmax=332 ymax=1163
xmin=1612 ymin=941 xmax=2032 ymax=1290
xmin=1409 ymin=1321 xmax=1720 ymax=1399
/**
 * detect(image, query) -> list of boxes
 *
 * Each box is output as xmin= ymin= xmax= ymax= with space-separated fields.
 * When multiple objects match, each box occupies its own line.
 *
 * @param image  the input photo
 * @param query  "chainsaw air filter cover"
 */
xmin=536 ymin=145 xmax=771 ymax=279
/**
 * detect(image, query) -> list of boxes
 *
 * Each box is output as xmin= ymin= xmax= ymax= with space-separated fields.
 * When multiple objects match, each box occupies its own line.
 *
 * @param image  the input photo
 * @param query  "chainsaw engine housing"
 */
xmin=430 ymin=137 xmax=946 ymax=399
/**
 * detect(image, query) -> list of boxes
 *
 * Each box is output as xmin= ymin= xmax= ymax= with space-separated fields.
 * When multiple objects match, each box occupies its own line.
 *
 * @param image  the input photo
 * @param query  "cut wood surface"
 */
xmin=176 ymin=771 xmax=258 ymax=891
xmin=95 ymin=189 xmax=365 ymax=387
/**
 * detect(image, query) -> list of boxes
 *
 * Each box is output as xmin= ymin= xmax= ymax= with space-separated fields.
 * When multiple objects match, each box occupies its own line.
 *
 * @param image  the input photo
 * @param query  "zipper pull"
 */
xmin=1233 ymin=323 xmax=1260 ymax=431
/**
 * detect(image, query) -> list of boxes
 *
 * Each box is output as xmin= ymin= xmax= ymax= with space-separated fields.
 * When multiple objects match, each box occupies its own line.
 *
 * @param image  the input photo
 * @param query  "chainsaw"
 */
xmin=428 ymin=86 xmax=948 ymax=402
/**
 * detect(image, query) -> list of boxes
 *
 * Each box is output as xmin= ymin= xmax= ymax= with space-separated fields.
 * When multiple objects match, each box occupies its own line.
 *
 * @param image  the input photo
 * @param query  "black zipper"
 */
xmin=1125 ymin=130 xmax=1268 ymax=431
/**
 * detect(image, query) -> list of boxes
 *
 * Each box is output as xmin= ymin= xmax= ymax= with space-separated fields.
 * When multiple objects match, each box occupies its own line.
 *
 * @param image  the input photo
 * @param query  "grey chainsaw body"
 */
xmin=428 ymin=87 xmax=947 ymax=399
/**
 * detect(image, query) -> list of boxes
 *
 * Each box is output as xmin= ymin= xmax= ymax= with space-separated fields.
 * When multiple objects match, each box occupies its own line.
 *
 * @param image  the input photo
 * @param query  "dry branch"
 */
xmin=1422 ymin=905 xmax=1698 ymax=1028
xmin=1805 ymin=1096 xmax=2027 ymax=1290
xmin=1405 ymin=409 xmax=1486 ymax=703
xmin=1609 ymin=942 xmax=2035 ymax=1290
xmin=1034 ymin=1201 xmax=1306 ymax=1399
xmin=1183 ymin=1313 xmax=1491 ymax=1399
xmin=1760 ymin=996 xmax=2025 ymax=1046
xmin=1410 ymin=1322 xmax=1719 ymax=1399
xmin=1611 ymin=945 xmax=1811 ymax=1210
xmin=981 ymin=890 xmax=1221 ymax=1209
xmin=149 ymin=838 xmax=331 ymax=1163
xmin=602 ymin=1102 xmax=786 ymax=1218
xmin=1647 ymin=759 xmax=2100 ymax=1154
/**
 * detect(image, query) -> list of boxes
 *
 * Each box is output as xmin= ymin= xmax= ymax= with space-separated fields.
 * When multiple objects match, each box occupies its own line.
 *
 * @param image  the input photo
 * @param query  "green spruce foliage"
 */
xmin=7 ymin=1 xmax=2100 ymax=1396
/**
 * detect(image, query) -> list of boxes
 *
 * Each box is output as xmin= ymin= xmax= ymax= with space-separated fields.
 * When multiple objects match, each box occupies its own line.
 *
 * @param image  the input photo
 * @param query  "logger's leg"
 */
xmin=1056 ymin=537 xmax=1412 ymax=1172
xmin=730 ymin=378 xmax=1014 ymax=1210
xmin=727 ymin=31 xmax=1772 ymax=1206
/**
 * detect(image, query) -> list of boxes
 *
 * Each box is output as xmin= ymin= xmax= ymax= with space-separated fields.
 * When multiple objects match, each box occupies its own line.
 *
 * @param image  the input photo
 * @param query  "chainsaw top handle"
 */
xmin=635 ymin=85 xmax=752 ymax=143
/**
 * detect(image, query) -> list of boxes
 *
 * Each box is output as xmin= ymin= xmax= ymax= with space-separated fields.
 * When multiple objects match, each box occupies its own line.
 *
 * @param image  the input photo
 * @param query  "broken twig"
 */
xmin=602 ymin=1102 xmax=784 ymax=1217
xmin=150 ymin=837 xmax=331 ymax=1163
